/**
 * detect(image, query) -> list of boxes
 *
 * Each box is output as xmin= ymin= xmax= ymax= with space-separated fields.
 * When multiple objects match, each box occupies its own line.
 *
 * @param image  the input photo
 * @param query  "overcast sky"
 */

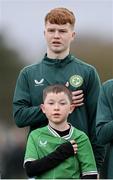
xmin=0 ymin=0 xmax=113 ymax=63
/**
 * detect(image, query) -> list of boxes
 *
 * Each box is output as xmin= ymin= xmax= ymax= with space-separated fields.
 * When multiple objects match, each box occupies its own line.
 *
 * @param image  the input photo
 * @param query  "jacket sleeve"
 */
xmin=85 ymin=67 xmax=100 ymax=143
xmin=96 ymin=83 xmax=113 ymax=145
xmin=85 ymin=67 xmax=104 ymax=172
xmin=13 ymin=69 xmax=47 ymax=129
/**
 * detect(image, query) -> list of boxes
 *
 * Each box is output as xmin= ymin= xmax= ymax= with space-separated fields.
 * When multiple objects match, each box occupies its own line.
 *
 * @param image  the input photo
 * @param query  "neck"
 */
xmin=49 ymin=121 xmax=70 ymax=131
xmin=47 ymin=48 xmax=69 ymax=59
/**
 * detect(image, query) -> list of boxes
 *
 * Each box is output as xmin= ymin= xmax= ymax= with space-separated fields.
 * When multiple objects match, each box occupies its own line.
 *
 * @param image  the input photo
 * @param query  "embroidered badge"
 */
xmin=69 ymin=75 xmax=83 ymax=88
xmin=39 ymin=140 xmax=47 ymax=147
xmin=34 ymin=79 xmax=44 ymax=86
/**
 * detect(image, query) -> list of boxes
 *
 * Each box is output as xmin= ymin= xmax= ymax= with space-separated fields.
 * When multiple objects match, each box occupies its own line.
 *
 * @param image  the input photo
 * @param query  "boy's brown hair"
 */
xmin=43 ymin=84 xmax=72 ymax=103
xmin=45 ymin=7 xmax=75 ymax=28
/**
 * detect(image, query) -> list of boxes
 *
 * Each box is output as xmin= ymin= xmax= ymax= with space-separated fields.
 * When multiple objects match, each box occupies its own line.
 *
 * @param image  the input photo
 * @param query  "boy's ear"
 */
xmin=40 ymin=104 xmax=45 ymax=113
xmin=70 ymin=104 xmax=75 ymax=113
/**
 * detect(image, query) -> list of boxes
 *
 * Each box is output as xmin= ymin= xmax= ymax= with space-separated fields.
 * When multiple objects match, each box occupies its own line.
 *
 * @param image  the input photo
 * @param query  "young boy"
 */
xmin=24 ymin=84 xmax=98 ymax=179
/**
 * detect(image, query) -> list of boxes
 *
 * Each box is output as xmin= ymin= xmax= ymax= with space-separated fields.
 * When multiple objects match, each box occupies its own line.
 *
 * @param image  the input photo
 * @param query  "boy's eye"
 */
xmin=60 ymin=102 xmax=67 ymax=105
xmin=48 ymin=102 xmax=54 ymax=105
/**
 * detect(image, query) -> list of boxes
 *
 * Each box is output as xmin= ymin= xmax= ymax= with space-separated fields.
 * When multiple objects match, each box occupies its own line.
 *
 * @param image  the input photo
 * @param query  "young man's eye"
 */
xmin=59 ymin=30 xmax=67 ymax=33
xmin=48 ymin=29 xmax=55 ymax=32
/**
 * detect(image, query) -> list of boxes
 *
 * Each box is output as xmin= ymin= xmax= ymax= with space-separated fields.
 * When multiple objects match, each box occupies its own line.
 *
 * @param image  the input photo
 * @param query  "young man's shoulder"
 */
xmin=20 ymin=61 xmax=43 ymax=74
xmin=71 ymin=55 xmax=96 ymax=71
xmin=101 ymin=79 xmax=113 ymax=96
xmin=102 ymin=79 xmax=113 ymax=88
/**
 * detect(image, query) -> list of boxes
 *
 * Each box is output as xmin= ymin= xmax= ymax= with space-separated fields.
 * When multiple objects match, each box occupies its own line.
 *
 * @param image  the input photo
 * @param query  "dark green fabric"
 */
xmin=96 ymin=79 xmax=113 ymax=179
xmin=13 ymin=53 xmax=103 ymax=170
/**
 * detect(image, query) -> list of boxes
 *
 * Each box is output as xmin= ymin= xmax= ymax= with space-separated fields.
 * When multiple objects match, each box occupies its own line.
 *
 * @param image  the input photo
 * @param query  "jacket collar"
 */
xmin=42 ymin=53 xmax=73 ymax=67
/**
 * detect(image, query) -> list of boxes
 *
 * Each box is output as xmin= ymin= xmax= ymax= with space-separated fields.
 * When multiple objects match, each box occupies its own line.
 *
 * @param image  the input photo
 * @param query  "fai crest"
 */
xmin=69 ymin=75 xmax=83 ymax=88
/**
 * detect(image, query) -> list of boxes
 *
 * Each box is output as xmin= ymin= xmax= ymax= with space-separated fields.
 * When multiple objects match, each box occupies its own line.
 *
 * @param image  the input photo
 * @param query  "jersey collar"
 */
xmin=48 ymin=124 xmax=74 ymax=140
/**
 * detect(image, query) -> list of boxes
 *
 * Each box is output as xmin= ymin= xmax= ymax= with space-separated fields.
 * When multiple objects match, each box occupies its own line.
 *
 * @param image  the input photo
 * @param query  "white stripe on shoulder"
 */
xmin=23 ymin=158 xmax=36 ymax=167
xmin=82 ymin=171 xmax=98 ymax=176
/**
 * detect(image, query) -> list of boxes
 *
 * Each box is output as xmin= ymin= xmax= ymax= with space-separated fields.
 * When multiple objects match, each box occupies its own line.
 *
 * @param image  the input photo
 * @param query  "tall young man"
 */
xmin=13 ymin=7 xmax=104 ymax=171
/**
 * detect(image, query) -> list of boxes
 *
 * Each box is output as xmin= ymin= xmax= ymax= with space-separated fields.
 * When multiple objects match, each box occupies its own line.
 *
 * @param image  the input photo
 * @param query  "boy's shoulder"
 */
xmin=72 ymin=126 xmax=89 ymax=142
xmin=29 ymin=126 xmax=48 ymax=138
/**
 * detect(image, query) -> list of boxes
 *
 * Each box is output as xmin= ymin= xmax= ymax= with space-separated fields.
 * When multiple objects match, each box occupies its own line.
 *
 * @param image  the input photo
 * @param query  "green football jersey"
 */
xmin=24 ymin=125 xmax=97 ymax=179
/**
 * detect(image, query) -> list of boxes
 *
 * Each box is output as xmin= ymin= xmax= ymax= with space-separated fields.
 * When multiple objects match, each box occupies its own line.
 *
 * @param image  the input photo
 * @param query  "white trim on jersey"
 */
xmin=24 ymin=158 xmax=36 ymax=167
xmin=82 ymin=171 xmax=98 ymax=176
xmin=48 ymin=124 xmax=74 ymax=140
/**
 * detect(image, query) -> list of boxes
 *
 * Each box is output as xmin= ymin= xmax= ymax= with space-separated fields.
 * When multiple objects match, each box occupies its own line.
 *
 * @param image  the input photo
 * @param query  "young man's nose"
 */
xmin=54 ymin=31 xmax=60 ymax=38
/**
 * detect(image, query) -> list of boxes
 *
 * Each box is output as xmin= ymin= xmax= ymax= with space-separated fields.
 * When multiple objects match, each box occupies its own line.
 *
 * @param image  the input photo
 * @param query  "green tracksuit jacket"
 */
xmin=96 ymin=79 xmax=113 ymax=179
xmin=13 ymin=54 xmax=103 ymax=170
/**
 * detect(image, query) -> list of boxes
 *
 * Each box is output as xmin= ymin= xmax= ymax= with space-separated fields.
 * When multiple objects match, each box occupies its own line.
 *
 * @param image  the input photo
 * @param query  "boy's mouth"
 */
xmin=52 ymin=113 xmax=61 ymax=117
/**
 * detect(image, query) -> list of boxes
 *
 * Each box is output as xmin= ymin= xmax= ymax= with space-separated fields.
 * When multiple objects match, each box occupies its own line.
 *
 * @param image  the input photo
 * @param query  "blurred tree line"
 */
xmin=0 ymin=33 xmax=27 ymax=178
xmin=71 ymin=35 xmax=113 ymax=82
xmin=0 ymin=33 xmax=26 ymax=125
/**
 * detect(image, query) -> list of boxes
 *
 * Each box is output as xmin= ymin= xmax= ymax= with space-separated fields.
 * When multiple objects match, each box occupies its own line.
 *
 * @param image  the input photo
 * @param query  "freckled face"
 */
xmin=41 ymin=92 xmax=73 ymax=124
xmin=44 ymin=22 xmax=75 ymax=54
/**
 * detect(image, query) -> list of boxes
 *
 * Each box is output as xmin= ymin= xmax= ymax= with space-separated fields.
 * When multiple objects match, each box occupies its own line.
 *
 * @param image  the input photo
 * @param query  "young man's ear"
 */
xmin=44 ymin=30 xmax=45 ymax=36
xmin=40 ymin=104 xmax=45 ymax=113
xmin=72 ymin=31 xmax=76 ymax=41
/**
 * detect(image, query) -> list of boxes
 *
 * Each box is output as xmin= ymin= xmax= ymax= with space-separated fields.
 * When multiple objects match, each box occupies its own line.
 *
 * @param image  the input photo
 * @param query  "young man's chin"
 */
xmin=51 ymin=47 xmax=64 ymax=54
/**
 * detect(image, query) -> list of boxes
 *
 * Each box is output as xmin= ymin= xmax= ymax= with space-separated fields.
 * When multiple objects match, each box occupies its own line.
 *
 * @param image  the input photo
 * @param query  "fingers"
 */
xmin=72 ymin=90 xmax=84 ymax=107
xmin=72 ymin=90 xmax=84 ymax=100
xmin=70 ymin=140 xmax=76 ymax=144
xmin=70 ymin=140 xmax=78 ymax=154
xmin=72 ymin=90 xmax=83 ymax=96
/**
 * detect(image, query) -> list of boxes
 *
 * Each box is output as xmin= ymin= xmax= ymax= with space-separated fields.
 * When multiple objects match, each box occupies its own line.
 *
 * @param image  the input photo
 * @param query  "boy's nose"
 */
xmin=54 ymin=103 xmax=60 ymax=109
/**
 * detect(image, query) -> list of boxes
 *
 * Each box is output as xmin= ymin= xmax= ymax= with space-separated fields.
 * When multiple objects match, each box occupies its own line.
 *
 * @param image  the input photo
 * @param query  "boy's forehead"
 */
xmin=45 ymin=92 xmax=68 ymax=99
xmin=46 ymin=92 xmax=65 ymax=96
